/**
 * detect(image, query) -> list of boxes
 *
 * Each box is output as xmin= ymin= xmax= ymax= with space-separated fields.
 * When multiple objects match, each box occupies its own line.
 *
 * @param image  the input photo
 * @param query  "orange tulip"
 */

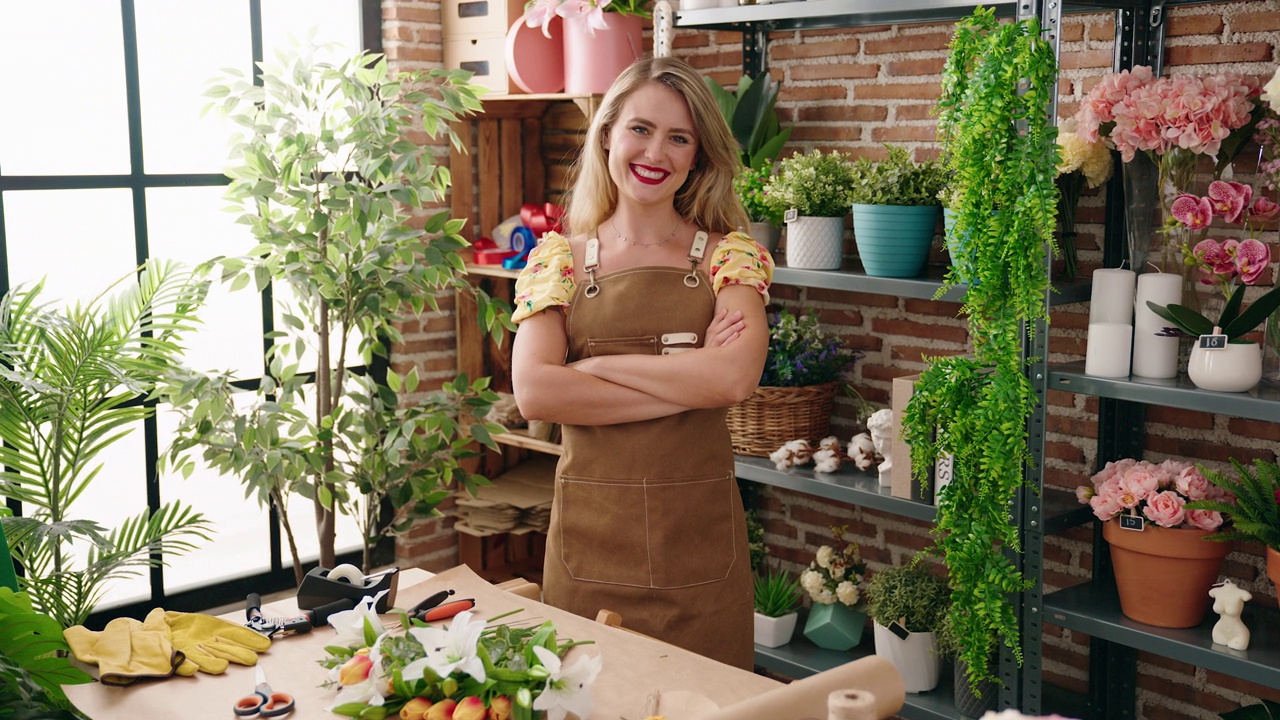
xmin=400 ymin=697 xmax=434 ymax=720
xmin=424 ymin=698 xmax=458 ymax=720
xmin=489 ymin=696 xmax=512 ymax=720
xmin=337 ymin=653 xmax=373 ymax=685
xmin=453 ymin=696 xmax=487 ymax=720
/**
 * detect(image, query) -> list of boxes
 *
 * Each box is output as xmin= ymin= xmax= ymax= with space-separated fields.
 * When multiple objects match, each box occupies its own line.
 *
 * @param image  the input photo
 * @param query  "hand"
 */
xmin=704 ymin=308 xmax=745 ymax=348
xmin=64 ymin=617 xmax=185 ymax=685
xmin=142 ymin=608 xmax=272 ymax=675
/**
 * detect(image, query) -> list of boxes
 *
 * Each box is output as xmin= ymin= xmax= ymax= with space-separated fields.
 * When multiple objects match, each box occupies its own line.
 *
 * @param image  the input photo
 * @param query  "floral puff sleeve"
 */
xmin=709 ymin=231 xmax=775 ymax=303
xmin=511 ymin=232 xmax=576 ymax=324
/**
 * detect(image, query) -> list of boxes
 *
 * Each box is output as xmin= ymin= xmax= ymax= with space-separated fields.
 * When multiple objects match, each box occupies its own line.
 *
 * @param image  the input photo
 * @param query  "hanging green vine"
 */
xmin=903 ymin=7 xmax=1059 ymax=693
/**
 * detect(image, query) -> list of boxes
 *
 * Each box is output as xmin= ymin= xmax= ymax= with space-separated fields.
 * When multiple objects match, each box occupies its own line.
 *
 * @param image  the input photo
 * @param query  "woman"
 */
xmin=510 ymin=56 xmax=773 ymax=669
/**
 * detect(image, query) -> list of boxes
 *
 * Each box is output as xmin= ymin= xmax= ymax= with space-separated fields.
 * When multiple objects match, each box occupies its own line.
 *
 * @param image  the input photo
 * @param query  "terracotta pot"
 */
xmin=1103 ymin=519 xmax=1232 ymax=628
xmin=1268 ymin=547 xmax=1280 ymax=595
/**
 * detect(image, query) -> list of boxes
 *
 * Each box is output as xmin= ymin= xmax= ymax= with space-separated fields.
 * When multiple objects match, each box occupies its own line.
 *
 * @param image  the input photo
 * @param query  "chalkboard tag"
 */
xmin=1119 ymin=514 xmax=1145 ymax=531
xmin=783 ymin=208 xmax=798 ymax=223
xmin=889 ymin=617 xmax=911 ymax=640
xmin=1198 ymin=327 xmax=1227 ymax=351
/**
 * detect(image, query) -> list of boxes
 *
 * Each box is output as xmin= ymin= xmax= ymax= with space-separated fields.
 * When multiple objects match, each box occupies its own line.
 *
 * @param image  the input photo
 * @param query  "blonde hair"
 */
xmin=564 ymin=56 xmax=748 ymax=237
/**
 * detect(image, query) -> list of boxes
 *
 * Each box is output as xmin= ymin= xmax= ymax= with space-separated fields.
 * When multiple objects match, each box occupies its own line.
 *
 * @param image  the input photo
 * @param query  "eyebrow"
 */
xmin=625 ymin=116 xmax=695 ymax=137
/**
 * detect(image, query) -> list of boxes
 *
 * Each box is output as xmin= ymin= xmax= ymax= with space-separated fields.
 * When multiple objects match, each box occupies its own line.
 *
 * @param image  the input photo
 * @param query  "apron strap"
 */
xmin=684 ymin=231 xmax=709 ymax=288
xmin=583 ymin=236 xmax=601 ymax=298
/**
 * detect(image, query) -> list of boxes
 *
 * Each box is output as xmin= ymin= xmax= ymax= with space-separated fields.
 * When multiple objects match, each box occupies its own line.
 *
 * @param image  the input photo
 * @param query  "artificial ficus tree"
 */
xmin=163 ymin=50 xmax=510 ymax=581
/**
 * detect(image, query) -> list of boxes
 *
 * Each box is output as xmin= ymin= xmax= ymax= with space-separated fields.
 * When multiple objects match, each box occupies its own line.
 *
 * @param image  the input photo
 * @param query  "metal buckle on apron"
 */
xmin=583 ymin=236 xmax=601 ymax=298
xmin=684 ymin=231 xmax=708 ymax=288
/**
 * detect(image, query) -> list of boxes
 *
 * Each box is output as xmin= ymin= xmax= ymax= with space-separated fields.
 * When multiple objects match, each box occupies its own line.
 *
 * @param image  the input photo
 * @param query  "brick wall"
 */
xmin=384 ymin=0 xmax=1280 ymax=716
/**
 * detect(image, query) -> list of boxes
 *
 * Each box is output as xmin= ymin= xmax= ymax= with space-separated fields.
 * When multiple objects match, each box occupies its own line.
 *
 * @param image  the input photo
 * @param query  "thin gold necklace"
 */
xmin=612 ymin=216 xmax=680 ymax=248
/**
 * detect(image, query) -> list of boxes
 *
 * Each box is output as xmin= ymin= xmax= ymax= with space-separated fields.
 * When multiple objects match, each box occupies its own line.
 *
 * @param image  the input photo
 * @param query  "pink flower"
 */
xmin=1249 ymin=196 xmax=1280 ymax=224
xmin=1234 ymin=239 xmax=1271 ymax=285
xmin=1076 ymin=485 xmax=1095 ymax=504
xmin=555 ymin=0 xmax=612 ymax=35
xmin=1090 ymin=485 xmax=1125 ymax=522
xmin=1207 ymin=181 xmax=1252 ymax=224
xmin=1142 ymin=490 xmax=1187 ymax=528
xmin=1174 ymin=466 xmax=1210 ymax=501
xmin=1076 ymin=66 xmax=1155 ymax=144
xmin=1119 ymin=467 xmax=1159 ymax=502
xmin=1186 ymin=509 xmax=1224 ymax=532
xmin=524 ymin=0 xmax=561 ymax=38
xmin=1171 ymin=194 xmax=1213 ymax=229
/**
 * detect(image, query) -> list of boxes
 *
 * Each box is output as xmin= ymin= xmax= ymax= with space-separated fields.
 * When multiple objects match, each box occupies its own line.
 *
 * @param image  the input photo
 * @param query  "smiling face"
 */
xmin=604 ymin=80 xmax=700 ymax=210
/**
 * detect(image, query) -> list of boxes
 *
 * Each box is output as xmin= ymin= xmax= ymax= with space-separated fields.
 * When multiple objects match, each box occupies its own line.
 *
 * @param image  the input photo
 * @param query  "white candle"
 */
xmin=1085 ymin=322 xmax=1133 ymax=378
xmin=1132 ymin=272 xmax=1183 ymax=379
xmin=1090 ymin=268 xmax=1138 ymax=325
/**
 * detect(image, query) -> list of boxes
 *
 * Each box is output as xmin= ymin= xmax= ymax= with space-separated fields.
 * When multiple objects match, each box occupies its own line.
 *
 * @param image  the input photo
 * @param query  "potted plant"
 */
xmin=798 ymin=525 xmax=868 ymax=651
xmin=1145 ymin=202 xmax=1280 ymax=392
xmin=0 ymin=587 xmax=92 ymax=718
xmin=936 ymin=614 xmax=998 ymax=718
xmin=864 ymin=559 xmax=950 ymax=693
xmin=1076 ymin=458 xmax=1234 ymax=628
xmin=762 ymin=149 xmax=856 ymax=270
xmin=0 ymin=262 xmax=213 ymax=627
xmin=163 ymin=51 xmax=509 ymax=582
xmin=1186 ymin=458 xmax=1280 ymax=595
xmin=902 ymin=6 xmax=1058 ymax=696
xmin=727 ymin=309 xmax=859 ymax=456
xmin=753 ymin=565 xmax=802 ymax=648
xmin=848 ymin=145 xmax=948 ymax=278
xmin=522 ymin=0 xmax=649 ymax=94
xmin=735 ymin=160 xmax=785 ymax=252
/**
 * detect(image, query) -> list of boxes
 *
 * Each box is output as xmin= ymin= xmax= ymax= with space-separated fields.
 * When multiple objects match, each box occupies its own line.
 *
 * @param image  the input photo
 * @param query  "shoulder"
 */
xmin=708 ymin=230 xmax=774 ymax=300
xmin=512 ymin=232 xmax=578 ymax=324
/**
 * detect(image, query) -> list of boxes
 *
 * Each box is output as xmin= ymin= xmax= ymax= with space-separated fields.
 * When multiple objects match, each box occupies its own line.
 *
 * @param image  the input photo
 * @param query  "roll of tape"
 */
xmin=327 ymin=563 xmax=365 ymax=585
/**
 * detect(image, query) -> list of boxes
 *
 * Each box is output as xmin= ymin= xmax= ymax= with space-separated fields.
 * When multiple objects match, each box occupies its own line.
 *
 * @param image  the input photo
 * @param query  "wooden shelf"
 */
xmin=493 ymin=430 xmax=563 ymax=456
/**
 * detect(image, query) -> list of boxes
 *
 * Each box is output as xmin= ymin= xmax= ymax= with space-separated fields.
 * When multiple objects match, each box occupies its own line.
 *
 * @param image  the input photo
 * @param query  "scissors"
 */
xmin=233 ymin=667 xmax=296 ymax=718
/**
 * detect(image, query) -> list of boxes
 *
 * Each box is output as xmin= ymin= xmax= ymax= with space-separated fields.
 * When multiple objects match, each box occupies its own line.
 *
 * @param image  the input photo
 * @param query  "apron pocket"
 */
xmin=586 ymin=335 xmax=657 ymax=357
xmin=645 ymin=472 xmax=737 ymax=588
xmin=558 ymin=472 xmax=738 ymax=589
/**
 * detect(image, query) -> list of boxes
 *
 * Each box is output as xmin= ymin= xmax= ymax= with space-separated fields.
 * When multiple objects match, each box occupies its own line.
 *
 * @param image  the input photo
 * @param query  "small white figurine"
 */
xmin=866 ymin=408 xmax=894 ymax=488
xmin=847 ymin=432 xmax=877 ymax=471
xmin=1208 ymin=580 xmax=1252 ymax=651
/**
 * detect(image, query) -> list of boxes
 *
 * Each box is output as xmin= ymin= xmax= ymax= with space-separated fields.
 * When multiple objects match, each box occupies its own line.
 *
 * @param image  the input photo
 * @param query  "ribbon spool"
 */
xmin=502 ymin=227 xmax=537 ymax=270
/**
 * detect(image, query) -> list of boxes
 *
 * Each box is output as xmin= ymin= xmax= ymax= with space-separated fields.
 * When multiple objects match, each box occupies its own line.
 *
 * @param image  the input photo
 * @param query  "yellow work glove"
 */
xmin=63 ymin=617 xmax=186 ymax=685
xmin=141 ymin=608 xmax=272 ymax=676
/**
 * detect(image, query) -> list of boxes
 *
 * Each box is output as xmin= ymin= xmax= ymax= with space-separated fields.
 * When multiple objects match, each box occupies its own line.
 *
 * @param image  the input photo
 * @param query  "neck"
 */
xmin=611 ymin=210 xmax=684 ymax=248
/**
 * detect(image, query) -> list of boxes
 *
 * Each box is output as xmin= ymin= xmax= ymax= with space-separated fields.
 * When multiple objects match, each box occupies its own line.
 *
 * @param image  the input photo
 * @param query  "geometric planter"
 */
xmin=785 ymin=215 xmax=845 ymax=270
xmin=802 ymin=602 xmax=866 ymax=651
xmin=754 ymin=611 xmax=799 ymax=648
xmin=853 ymin=204 xmax=940 ymax=278
xmin=872 ymin=621 xmax=941 ymax=693
xmin=1104 ymin=519 xmax=1232 ymax=628
xmin=953 ymin=657 xmax=999 ymax=718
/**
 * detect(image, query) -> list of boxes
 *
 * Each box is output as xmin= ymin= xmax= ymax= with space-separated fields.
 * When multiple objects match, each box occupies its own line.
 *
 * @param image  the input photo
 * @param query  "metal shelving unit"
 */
xmin=1050 ymin=361 xmax=1280 ymax=422
xmin=735 ymin=455 xmax=937 ymax=522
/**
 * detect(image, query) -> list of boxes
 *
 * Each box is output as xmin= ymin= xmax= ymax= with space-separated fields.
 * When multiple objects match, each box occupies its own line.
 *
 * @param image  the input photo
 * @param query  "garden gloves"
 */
xmin=65 ymin=609 xmax=273 ymax=684
xmin=141 ymin=608 xmax=272 ymax=676
xmin=64 ymin=617 xmax=186 ymax=686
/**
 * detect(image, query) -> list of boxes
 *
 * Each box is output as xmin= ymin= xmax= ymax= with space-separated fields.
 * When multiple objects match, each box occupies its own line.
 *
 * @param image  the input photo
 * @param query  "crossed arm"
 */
xmin=511 ymin=284 xmax=768 ymax=426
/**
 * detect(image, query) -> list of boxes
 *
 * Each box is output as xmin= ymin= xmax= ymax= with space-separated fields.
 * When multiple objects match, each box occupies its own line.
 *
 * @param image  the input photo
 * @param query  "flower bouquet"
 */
xmin=1076 ymin=458 xmax=1236 ymax=628
xmin=525 ymin=0 xmax=649 ymax=37
xmin=1054 ymin=118 xmax=1114 ymax=281
xmin=323 ymin=596 xmax=600 ymax=720
xmin=727 ymin=309 xmax=859 ymax=456
xmin=798 ymin=525 xmax=868 ymax=651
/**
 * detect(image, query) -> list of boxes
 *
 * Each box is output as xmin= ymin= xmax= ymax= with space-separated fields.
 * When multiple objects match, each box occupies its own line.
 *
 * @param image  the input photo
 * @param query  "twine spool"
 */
xmin=827 ymin=689 xmax=876 ymax=720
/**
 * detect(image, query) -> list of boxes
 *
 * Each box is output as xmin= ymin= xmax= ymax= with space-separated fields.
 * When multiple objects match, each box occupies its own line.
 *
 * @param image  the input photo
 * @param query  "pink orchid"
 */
xmin=1233 ymin=238 xmax=1270 ymax=284
xmin=1171 ymin=194 xmax=1213 ymax=229
xmin=524 ymin=0 xmax=561 ymax=38
xmin=1192 ymin=239 xmax=1237 ymax=279
xmin=1207 ymin=181 xmax=1252 ymax=224
xmin=1250 ymin=196 xmax=1280 ymax=224
xmin=555 ymin=0 xmax=612 ymax=35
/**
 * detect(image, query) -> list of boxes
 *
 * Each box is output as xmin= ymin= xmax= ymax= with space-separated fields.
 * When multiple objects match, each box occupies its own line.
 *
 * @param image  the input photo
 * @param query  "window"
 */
xmin=0 ymin=0 xmax=382 ymax=616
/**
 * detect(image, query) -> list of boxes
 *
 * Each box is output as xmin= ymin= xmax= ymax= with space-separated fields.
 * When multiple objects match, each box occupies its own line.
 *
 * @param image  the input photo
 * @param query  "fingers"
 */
xmin=705 ymin=308 xmax=745 ymax=348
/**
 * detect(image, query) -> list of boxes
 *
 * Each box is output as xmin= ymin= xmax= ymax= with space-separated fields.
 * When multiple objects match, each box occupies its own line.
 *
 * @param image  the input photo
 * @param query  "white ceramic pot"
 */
xmin=1187 ymin=341 xmax=1262 ymax=393
xmin=872 ymin=622 xmax=941 ymax=693
xmin=753 ymin=611 xmax=798 ymax=648
xmin=785 ymin=215 xmax=844 ymax=270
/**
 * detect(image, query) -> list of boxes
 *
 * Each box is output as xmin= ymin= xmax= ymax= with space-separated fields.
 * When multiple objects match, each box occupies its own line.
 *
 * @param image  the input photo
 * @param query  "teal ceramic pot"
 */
xmin=852 ymin=204 xmax=940 ymax=278
xmin=803 ymin=602 xmax=866 ymax=651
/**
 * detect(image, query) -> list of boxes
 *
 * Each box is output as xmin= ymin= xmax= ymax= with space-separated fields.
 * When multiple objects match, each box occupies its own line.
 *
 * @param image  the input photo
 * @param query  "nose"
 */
xmin=642 ymin=136 xmax=664 ymax=162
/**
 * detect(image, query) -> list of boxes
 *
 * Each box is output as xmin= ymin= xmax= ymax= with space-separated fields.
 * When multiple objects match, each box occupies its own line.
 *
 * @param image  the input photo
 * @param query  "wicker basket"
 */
xmin=726 ymin=382 xmax=840 ymax=457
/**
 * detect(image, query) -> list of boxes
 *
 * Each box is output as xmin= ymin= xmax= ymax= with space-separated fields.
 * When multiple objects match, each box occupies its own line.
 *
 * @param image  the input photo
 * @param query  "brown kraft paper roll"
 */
xmin=691 ymin=656 xmax=905 ymax=720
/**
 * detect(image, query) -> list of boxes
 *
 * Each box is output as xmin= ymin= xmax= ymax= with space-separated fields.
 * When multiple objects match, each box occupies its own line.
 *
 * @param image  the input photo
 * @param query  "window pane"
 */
xmin=273 ymin=281 xmax=366 ymax=375
xmin=64 ymin=422 xmax=150 ymax=611
xmin=157 ymin=403 xmax=273 ymax=595
xmin=4 ymin=190 xmax=137 ymax=307
xmin=283 ymin=383 xmax=363 ymax=562
xmin=262 ymin=0 xmax=363 ymax=64
xmin=135 ymin=2 xmax=252 ymax=175
xmin=0 ymin=3 xmax=130 ymax=175
xmin=146 ymin=187 xmax=264 ymax=377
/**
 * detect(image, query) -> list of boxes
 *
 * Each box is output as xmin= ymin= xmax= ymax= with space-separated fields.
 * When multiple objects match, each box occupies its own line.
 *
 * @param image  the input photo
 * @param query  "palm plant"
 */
xmin=0 ymin=261 xmax=212 ymax=627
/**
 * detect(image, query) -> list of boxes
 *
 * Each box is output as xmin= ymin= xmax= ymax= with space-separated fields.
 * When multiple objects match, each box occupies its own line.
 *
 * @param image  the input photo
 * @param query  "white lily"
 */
xmin=326 ymin=590 xmax=388 ymax=647
xmin=403 ymin=610 xmax=488 ymax=682
xmin=531 ymin=645 xmax=602 ymax=720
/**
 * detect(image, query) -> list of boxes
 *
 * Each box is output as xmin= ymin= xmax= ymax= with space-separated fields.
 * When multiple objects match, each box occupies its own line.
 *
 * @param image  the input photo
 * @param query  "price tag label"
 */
xmin=783 ymin=208 xmax=798 ymax=223
xmin=1119 ymin=514 xmax=1145 ymax=531
xmin=889 ymin=617 xmax=911 ymax=640
xmin=1198 ymin=333 xmax=1228 ymax=350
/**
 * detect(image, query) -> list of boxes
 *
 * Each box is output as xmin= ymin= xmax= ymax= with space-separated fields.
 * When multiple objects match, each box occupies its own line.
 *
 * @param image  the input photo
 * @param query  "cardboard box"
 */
xmin=443 ymin=0 xmax=527 ymax=41
xmin=890 ymin=373 xmax=953 ymax=505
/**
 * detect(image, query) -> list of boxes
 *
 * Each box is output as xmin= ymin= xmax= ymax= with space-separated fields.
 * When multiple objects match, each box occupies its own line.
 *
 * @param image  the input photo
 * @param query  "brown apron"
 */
xmin=542 ymin=235 xmax=754 ymax=669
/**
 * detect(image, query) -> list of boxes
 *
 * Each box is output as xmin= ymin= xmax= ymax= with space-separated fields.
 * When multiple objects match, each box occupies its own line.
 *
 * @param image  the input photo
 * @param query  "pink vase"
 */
xmin=562 ymin=13 xmax=644 ymax=95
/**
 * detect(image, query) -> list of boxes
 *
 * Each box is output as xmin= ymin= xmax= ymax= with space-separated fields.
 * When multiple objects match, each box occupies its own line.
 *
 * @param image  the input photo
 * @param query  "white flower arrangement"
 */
xmin=800 ymin=525 xmax=867 ymax=608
